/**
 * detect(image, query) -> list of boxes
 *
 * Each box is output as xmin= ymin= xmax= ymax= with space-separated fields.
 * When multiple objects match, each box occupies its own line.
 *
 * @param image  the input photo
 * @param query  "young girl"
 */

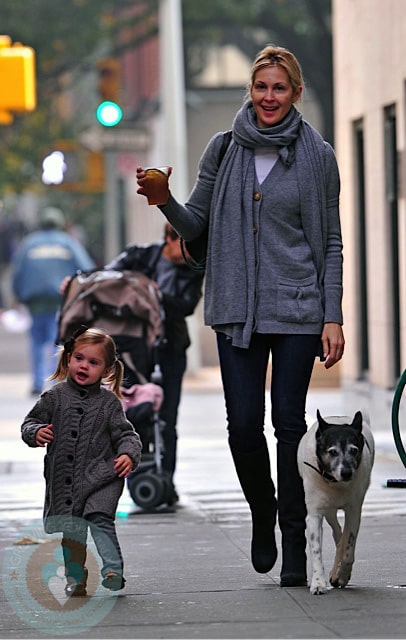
xmin=21 ymin=326 xmax=142 ymax=596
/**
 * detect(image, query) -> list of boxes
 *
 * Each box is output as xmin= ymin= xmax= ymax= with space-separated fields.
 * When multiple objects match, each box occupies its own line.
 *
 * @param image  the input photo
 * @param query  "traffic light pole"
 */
xmin=104 ymin=150 xmax=120 ymax=263
xmin=159 ymin=0 xmax=188 ymax=201
xmin=159 ymin=0 xmax=202 ymax=373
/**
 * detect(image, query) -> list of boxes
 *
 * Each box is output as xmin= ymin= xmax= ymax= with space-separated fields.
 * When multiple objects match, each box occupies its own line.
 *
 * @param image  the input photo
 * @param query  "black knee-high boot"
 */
xmin=230 ymin=444 xmax=278 ymax=573
xmin=277 ymin=441 xmax=307 ymax=587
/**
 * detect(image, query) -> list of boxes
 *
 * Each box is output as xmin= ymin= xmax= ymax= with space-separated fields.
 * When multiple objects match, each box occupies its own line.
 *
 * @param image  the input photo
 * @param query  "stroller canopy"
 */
xmin=57 ymin=269 xmax=164 ymax=352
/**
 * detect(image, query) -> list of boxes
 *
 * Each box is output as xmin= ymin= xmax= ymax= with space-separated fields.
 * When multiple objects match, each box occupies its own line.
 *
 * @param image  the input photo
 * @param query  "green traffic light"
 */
xmin=96 ymin=100 xmax=122 ymax=127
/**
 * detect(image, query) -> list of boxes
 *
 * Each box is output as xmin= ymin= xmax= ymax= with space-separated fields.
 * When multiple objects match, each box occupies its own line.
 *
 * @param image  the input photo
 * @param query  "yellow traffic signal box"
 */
xmin=97 ymin=58 xmax=120 ymax=103
xmin=0 ymin=35 xmax=36 ymax=123
xmin=96 ymin=58 xmax=122 ymax=127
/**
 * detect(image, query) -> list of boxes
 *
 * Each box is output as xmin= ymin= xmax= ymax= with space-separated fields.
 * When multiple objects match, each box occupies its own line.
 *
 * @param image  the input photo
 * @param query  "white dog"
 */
xmin=297 ymin=410 xmax=375 ymax=595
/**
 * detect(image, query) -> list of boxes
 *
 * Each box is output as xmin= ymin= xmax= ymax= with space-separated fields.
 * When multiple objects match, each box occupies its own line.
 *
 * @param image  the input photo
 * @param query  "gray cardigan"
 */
xmin=21 ymin=376 xmax=142 ymax=532
xmin=161 ymin=120 xmax=343 ymax=348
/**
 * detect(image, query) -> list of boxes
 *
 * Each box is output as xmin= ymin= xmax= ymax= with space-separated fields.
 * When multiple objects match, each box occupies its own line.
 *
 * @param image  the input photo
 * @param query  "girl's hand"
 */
xmin=321 ymin=322 xmax=345 ymax=369
xmin=35 ymin=424 xmax=54 ymax=447
xmin=114 ymin=454 xmax=133 ymax=478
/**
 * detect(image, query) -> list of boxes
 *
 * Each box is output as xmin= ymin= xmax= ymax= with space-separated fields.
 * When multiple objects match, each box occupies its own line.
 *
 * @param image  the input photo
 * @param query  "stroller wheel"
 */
xmin=127 ymin=472 xmax=166 ymax=510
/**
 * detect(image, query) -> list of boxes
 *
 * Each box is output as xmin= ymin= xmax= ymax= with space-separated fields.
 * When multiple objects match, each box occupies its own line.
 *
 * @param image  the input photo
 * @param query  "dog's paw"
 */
xmin=310 ymin=575 xmax=329 ymax=595
xmin=330 ymin=563 xmax=352 ymax=589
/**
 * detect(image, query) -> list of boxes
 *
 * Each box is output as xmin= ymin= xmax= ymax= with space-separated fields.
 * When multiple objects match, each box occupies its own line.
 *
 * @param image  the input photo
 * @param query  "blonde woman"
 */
xmin=137 ymin=44 xmax=344 ymax=587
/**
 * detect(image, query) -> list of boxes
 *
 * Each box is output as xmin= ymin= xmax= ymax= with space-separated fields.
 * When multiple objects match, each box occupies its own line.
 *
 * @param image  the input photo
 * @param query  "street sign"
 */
xmin=79 ymin=125 xmax=150 ymax=152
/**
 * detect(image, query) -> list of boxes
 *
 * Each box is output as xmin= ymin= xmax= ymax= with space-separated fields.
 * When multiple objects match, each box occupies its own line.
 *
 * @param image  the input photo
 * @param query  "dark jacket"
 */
xmin=105 ymin=242 xmax=204 ymax=353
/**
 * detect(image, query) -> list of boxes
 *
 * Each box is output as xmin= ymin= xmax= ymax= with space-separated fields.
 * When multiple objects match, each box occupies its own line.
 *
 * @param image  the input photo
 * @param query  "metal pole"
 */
xmin=159 ymin=0 xmax=201 ymax=372
xmin=104 ymin=151 xmax=120 ymax=262
xmin=159 ymin=0 xmax=188 ymax=200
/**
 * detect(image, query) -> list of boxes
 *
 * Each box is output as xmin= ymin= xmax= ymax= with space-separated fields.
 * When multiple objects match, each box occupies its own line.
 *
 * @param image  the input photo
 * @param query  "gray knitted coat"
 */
xmin=21 ymin=376 xmax=142 ymax=532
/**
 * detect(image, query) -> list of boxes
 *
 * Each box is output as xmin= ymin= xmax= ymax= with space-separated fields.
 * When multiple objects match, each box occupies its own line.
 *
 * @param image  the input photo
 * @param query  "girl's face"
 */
xmin=250 ymin=65 xmax=302 ymax=128
xmin=68 ymin=343 xmax=110 ymax=386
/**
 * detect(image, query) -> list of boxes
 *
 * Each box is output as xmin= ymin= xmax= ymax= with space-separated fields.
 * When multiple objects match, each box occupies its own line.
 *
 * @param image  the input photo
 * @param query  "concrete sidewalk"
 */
xmin=1 ymin=484 xmax=405 ymax=639
xmin=1 ymin=371 xmax=406 ymax=639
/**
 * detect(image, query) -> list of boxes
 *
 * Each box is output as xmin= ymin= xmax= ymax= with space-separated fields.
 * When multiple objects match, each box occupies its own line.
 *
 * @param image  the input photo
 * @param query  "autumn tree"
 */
xmin=182 ymin=0 xmax=333 ymax=143
xmin=0 ymin=0 xmax=332 ymax=196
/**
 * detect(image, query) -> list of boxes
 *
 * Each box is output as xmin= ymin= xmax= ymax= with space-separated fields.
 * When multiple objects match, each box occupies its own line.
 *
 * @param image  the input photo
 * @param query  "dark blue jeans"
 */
xmin=159 ymin=348 xmax=187 ymax=477
xmin=216 ymin=332 xmax=320 ymax=452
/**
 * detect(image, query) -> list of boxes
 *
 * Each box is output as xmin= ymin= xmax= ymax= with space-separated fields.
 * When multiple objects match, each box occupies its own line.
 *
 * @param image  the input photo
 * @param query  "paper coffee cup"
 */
xmin=144 ymin=167 xmax=169 ymax=205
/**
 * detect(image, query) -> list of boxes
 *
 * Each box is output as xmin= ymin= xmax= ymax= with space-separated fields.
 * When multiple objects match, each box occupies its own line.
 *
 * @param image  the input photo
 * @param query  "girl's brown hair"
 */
xmin=50 ymin=327 xmax=124 ymax=397
xmin=247 ymin=44 xmax=304 ymax=102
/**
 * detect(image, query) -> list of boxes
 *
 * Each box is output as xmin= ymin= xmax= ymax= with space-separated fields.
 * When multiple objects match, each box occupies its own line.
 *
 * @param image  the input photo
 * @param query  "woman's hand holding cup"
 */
xmin=136 ymin=166 xmax=172 ymax=205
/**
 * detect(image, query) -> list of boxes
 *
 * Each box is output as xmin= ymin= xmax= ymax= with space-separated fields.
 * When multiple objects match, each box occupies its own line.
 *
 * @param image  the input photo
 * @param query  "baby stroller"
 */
xmin=57 ymin=268 xmax=175 ymax=511
xmin=119 ymin=379 xmax=176 ymax=510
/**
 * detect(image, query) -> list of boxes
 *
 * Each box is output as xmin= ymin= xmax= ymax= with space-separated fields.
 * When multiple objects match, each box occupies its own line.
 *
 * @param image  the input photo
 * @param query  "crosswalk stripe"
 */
xmin=185 ymin=485 xmax=406 ymax=521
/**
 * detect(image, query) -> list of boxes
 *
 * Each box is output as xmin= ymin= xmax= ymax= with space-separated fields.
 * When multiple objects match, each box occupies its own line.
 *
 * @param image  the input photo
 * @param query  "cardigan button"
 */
xmin=71 ymin=430 xmax=78 ymax=438
xmin=253 ymin=191 xmax=262 ymax=201
xmin=77 ymin=408 xmax=84 ymax=415
xmin=253 ymin=225 xmax=259 ymax=234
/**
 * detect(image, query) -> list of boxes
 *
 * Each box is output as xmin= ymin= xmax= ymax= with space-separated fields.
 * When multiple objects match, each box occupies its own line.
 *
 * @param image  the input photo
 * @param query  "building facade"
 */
xmin=333 ymin=0 xmax=406 ymax=390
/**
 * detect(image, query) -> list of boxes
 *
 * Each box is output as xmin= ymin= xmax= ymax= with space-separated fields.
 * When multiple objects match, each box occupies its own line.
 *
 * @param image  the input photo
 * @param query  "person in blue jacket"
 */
xmin=12 ymin=206 xmax=95 ymax=395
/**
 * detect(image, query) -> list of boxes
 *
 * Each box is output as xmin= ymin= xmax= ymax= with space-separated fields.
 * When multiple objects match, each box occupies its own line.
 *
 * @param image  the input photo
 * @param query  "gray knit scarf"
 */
xmin=232 ymin=99 xmax=303 ymax=165
xmin=205 ymin=100 xmax=330 ymax=347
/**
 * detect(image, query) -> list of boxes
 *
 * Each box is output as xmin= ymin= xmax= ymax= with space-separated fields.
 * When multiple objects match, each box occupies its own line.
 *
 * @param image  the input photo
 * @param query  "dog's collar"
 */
xmin=303 ymin=461 xmax=337 ymax=483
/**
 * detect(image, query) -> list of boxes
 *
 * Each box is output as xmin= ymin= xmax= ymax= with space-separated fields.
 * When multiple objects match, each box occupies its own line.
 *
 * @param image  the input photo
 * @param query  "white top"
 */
xmin=255 ymin=147 xmax=278 ymax=184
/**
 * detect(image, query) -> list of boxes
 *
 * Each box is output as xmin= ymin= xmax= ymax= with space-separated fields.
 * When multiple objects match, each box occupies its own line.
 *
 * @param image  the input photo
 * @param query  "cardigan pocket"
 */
xmin=276 ymin=276 xmax=323 ymax=323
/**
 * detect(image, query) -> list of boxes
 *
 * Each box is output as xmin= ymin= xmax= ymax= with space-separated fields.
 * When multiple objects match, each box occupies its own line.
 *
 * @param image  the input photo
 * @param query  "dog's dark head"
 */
xmin=315 ymin=410 xmax=364 ymax=482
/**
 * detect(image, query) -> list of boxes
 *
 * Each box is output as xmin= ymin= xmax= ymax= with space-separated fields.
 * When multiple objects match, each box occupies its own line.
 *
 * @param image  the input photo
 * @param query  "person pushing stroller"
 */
xmin=59 ymin=223 xmax=204 ymax=507
xmin=100 ymin=223 xmax=204 ymax=505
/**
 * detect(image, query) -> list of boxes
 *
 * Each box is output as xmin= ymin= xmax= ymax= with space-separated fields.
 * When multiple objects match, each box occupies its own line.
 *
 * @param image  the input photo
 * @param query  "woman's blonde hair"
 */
xmin=247 ymin=44 xmax=304 ymax=102
xmin=50 ymin=326 xmax=124 ymax=397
